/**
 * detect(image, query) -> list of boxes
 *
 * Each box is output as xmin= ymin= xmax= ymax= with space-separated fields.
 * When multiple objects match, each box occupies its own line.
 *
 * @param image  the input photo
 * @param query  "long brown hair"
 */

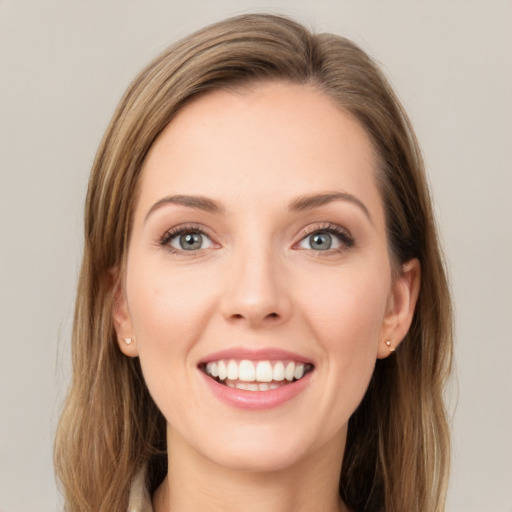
xmin=54 ymin=13 xmax=452 ymax=512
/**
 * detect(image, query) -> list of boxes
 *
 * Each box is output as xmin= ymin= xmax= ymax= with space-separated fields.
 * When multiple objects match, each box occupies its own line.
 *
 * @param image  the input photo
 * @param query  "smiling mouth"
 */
xmin=200 ymin=359 xmax=314 ymax=391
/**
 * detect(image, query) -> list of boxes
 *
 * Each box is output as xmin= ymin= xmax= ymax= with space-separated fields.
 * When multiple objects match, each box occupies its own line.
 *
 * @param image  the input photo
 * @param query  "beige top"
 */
xmin=127 ymin=466 xmax=153 ymax=512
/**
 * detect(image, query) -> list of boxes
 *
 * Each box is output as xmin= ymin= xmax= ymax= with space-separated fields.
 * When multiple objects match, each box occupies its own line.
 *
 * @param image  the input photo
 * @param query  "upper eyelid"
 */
xmin=296 ymin=222 xmax=353 ymax=239
xmin=160 ymin=223 xmax=215 ymax=244
xmin=162 ymin=223 xmax=211 ymax=236
xmin=293 ymin=223 xmax=355 ymax=249
xmin=158 ymin=225 xmax=219 ymax=256
xmin=158 ymin=221 xmax=353 ymax=247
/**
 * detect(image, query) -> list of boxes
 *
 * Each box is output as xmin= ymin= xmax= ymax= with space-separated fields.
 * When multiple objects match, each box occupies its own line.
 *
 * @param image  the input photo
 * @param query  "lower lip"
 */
xmin=199 ymin=370 xmax=312 ymax=410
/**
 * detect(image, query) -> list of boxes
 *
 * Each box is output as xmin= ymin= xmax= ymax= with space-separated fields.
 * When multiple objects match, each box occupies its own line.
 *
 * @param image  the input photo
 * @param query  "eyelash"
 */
xmin=296 ymin=223 xmax=355 ymax=253
xmin=158 ymin=222 xmax=355 ymax=255
xmin=159 ymin=224 xmax=213 ymax=255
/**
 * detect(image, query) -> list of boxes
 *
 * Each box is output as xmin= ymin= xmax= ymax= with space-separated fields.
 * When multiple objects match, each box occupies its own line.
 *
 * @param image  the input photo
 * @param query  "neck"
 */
xmin=153 ymin=428 xmax=348 ymax=512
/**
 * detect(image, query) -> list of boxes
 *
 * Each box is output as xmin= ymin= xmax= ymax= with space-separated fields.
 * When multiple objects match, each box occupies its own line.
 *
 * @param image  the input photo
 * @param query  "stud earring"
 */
xmin=124 ymin=337 xmax=133 ymax=345
xmin=385 ymin=340 xmax=395 ymax=352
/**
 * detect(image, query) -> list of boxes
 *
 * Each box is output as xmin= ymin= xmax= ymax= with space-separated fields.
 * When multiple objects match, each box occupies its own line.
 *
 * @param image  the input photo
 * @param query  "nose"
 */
xmin=220 ymin=247 xmax=292 ymax=328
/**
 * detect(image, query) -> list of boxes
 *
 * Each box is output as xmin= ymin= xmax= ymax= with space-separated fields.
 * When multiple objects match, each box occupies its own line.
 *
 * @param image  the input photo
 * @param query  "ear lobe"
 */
xmin=110 ymin=268 xmax=139 ymax=358
xmin=377 ymin=258 xmax=421 ymax=359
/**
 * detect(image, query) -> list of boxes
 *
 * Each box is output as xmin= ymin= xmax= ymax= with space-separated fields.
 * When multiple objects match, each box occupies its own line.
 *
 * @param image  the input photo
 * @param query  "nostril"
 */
xmin=266 ymin=312 xmax=279 ymax=319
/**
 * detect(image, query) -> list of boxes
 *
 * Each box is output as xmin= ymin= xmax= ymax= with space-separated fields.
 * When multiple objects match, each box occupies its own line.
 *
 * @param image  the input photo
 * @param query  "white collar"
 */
xmin=127 ymin=466 xmax=153 ymax=512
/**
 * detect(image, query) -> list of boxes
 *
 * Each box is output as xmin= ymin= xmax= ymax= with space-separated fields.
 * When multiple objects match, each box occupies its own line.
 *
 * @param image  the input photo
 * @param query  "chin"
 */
xmin=207 ymin=444 xmax=308 ymax=473
xmin=189 ymin=423 xmax=332 ymax=474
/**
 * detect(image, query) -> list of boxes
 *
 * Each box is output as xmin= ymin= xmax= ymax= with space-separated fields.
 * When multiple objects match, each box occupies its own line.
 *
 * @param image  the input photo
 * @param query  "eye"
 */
xmin=299 ymin=231 xmax=340 ymax=251
xmin=296 ymin=225 xmax=354 ymax=252
xmin=171 ymin=232 xmax=212 ymax=251
xmin=160 ymin=225 xmax=214 ymax=253
xmin=305 ymin=232 xmax=335 ymax=250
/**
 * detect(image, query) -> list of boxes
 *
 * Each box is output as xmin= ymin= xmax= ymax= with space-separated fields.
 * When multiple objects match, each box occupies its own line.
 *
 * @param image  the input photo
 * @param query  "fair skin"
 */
xmin=113 ymin=82 xmax=420 ymax=512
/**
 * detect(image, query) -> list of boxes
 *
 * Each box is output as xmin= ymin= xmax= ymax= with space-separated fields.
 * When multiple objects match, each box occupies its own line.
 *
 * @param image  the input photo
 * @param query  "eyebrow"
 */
xmin=145 ymin=195 xmax=224 ymax=222
xmin=145 ymin=191 xmax=372 ymax=224
xmin=289 ymin=192 xmax=373 ymax=224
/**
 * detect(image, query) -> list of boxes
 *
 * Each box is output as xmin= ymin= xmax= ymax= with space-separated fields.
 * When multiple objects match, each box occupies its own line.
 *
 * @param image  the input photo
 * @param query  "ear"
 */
xmin=377 ymin=258 xmax=421 ymax=359
xmin=110 ymin=268 xmax=139 ymax=358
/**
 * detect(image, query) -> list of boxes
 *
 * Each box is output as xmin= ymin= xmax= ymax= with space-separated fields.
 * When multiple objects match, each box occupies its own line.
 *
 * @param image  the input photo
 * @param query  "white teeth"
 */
xmin=227 ymin=360 xmax=238 ymax=380
xmin=294 ymin=364 xmax=305 ymax=380
xmin=204 ymin=358 xmax=311 ymax=387
xmin=255 ymin=361 xmax=273 ymax=382
xmin=285 ymin=362 xmax=295 ymax=381
xmin=217 ymin=360 xmax=227 ymax=380
xmin=272 ymin=361 xmax=285 ymax=381
xmin=238 ymin=360 xmax=256 ymax=382
xmin=206 ymin=362 xmax=219 ymax=377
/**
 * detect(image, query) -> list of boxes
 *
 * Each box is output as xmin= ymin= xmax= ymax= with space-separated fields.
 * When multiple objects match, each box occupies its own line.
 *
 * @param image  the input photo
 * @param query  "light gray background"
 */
xmin=1 ymin=1 xmax=511 ymax=511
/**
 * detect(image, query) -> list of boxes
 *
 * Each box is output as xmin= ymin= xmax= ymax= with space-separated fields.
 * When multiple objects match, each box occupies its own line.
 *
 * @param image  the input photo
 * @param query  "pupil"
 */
xmin=180 ymin=233 xmax=202 ymax=250
xmin=311 ymin=232 xmax=332 ymax=250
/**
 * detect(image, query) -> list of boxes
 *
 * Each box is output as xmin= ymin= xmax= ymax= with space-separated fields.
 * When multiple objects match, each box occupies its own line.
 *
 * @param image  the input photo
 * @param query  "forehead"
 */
xmin=137 ymin=82 xmax=382 ymax=221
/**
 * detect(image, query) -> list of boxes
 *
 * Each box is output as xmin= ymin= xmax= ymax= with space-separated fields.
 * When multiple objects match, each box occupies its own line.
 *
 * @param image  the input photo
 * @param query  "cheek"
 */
xmin=297 ymin=263 xmax=390 ymax=396
xmin=124 ymin=257 xmax=228 ymax=409
xmin=127 ymin=258 xmax=218 ymax=346
xmin=300 ymin=262 xmax=390 ymax=343
xmin=124 ymin=260 xmax=219 ymax=416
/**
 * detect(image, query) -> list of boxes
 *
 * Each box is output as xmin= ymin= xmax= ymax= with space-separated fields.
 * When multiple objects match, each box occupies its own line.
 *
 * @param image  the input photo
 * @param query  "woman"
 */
xmin=54 ymin=13 xmax=452 ymax=512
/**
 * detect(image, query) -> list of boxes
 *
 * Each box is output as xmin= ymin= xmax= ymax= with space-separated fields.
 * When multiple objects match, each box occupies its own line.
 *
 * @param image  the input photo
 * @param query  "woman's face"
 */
xmin=114 ymin=82 xmax=418 ymax=472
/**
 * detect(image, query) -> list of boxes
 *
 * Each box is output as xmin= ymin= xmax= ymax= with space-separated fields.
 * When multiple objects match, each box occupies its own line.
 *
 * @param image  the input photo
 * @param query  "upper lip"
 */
xmin=198 ymin=347 xmax=314 ymax=366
